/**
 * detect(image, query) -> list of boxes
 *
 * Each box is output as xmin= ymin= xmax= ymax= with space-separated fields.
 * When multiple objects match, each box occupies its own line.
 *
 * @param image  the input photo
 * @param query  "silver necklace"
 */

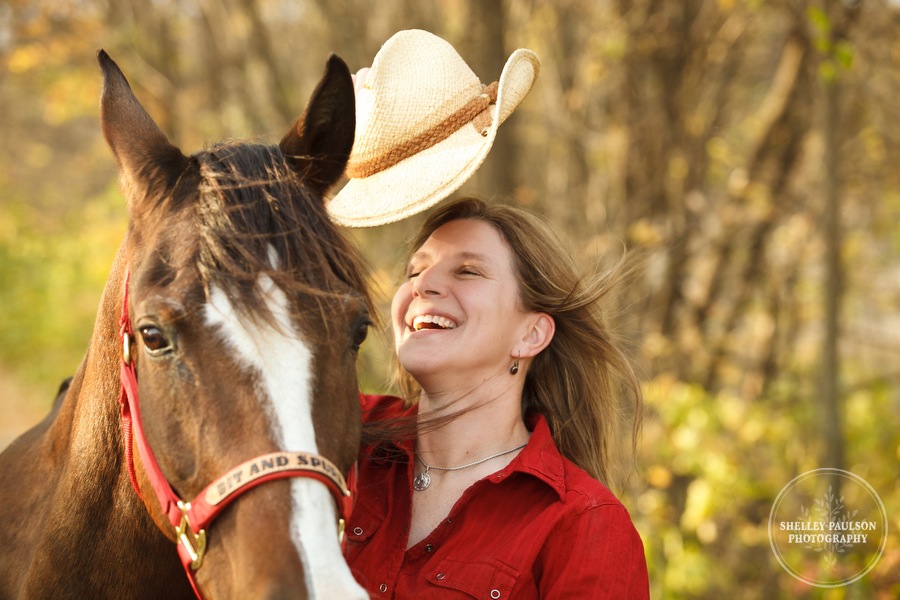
xmin=413 ymin=443 xmax=527 ymax=492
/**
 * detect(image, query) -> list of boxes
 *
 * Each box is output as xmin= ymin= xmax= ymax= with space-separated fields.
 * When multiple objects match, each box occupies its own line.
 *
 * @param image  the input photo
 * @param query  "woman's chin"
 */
xmin=398 ymin=359 xmax=442 ymax=382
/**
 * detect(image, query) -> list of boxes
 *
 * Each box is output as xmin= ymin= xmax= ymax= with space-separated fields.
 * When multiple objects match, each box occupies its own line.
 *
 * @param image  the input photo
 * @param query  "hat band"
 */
xmin=346 ymin=81 xmax=499 ymax=179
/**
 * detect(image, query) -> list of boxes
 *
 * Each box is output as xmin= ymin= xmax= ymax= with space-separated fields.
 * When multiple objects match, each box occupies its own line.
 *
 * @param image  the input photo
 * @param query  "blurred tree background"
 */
xmin=1 ymin=0 xmax=898 ymax=597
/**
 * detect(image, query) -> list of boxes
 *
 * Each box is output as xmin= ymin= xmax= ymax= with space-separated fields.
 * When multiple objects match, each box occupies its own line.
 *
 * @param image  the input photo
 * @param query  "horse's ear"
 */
xmin=280 ymin=54 xmax=355 ymax=197
xmin=97 ymin=50 xmax=188 ymax=204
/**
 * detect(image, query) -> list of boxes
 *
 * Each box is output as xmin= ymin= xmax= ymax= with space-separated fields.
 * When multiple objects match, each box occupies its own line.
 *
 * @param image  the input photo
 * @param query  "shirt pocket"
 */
xmin=343 ymin=503 xmax=383 ymax=565
xmin=423 ymin=558 xmax=520 ymax=600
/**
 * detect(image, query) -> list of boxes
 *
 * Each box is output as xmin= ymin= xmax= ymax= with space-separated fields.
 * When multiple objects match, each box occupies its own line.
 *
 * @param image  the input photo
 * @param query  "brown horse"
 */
xmin=0 ymin=50 xmax=371 ymax=599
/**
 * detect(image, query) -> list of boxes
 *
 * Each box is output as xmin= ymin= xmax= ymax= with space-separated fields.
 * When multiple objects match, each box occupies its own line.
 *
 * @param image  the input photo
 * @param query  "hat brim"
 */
xmin=328 ymin=49 xmax=539 ymax=228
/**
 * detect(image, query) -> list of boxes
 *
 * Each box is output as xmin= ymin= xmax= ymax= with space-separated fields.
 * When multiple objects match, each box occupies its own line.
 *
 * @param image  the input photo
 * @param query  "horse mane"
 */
xmin=191 ymin=141 xmax=372 ymax=332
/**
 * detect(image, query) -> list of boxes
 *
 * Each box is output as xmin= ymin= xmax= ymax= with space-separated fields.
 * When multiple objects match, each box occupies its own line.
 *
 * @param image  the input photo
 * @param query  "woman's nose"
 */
xmin=411 ymin=267 xmax=445 ymax=297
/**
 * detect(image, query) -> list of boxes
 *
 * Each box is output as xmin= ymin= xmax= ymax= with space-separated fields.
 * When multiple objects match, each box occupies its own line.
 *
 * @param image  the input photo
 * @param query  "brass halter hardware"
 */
xmin=176 ymin=501 xmax=207 ymax=570
xmin=338 ymin=517 xmax=346 ymax=544
xmin=122 ymin=332 xmax=132 ymax=365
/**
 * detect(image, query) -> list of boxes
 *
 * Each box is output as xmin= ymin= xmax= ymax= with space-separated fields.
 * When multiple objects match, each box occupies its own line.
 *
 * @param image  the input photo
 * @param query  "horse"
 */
xmin=0 ymin=50 xmax=372 ymax=599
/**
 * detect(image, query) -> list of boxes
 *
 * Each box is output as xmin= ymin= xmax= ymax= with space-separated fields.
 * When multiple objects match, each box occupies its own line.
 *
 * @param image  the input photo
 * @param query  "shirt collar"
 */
xmin=505 ymin=413 xmax=567 ymax=501
xmin=361 ymin=395 xmax=567 ymax=501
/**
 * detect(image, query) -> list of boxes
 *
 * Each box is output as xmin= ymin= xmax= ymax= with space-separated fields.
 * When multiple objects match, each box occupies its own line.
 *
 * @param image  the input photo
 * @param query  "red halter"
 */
xmin=116 ymin=272 xmax=356 ymax=598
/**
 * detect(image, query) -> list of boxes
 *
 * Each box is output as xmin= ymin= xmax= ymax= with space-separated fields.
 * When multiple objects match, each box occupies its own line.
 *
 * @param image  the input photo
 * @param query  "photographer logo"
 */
xmin=768 ymin=468 xmax=887 ymax=588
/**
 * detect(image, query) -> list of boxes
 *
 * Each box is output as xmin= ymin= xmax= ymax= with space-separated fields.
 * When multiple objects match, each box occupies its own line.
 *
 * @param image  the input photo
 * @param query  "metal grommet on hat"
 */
xmin=327 ymin=29 xmax=540 ymax=228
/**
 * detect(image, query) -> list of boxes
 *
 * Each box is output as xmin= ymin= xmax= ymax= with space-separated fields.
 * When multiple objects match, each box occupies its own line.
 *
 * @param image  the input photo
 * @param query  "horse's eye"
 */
xmin=139 ymin=326 xmax=172 ymax=355
xmin=351 ymin=319 xmax=370 ymax=352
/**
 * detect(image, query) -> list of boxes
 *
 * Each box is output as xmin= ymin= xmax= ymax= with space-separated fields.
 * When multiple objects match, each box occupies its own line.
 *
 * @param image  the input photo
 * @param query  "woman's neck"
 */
xmin=415 ymin=378 xmax=530 ymax=467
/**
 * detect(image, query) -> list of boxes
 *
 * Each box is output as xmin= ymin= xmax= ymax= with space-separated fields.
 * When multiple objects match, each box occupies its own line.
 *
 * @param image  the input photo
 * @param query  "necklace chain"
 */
xmin=413 ymin=442 xmax=527 ymax=492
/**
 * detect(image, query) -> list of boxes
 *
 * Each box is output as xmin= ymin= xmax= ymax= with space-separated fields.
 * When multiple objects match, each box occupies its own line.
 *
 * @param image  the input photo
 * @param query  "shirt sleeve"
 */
xmin=537 ymin=502 xmax=649 ymax=599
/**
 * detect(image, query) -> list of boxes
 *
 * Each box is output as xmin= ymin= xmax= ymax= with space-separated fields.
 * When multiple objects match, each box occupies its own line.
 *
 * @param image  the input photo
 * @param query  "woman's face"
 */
xmin=391 ymin=218 xmax=531 ymax=386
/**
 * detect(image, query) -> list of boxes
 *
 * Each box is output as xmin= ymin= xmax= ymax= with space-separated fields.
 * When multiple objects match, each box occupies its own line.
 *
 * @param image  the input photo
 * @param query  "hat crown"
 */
xmin=328 ymin=29 xmax=539 ymax=227
xmin=351 ymin=30 xmax=485 ymax=167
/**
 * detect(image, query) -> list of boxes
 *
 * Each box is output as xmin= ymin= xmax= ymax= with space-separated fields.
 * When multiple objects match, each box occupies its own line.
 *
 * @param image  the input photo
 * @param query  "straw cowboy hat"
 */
xmin=327 ymin=29 xmax=540 ymax=227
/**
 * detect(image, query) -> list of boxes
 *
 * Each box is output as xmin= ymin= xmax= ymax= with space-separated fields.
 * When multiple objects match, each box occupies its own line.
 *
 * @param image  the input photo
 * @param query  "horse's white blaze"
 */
xmin=205 ymin=273 xmax=366 ymax=599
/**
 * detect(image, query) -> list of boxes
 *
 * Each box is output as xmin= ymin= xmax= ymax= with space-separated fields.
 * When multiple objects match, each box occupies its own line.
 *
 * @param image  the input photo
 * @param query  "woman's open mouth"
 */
xmin=411 ymin=314 xmax=458 ymax=331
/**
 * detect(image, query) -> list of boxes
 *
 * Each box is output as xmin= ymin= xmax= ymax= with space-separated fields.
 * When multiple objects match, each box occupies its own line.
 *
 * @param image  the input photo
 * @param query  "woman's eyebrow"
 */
xmin=409 ymin=250 xmax=490 ymax=263
xmin=455 ymin=251 xmax=491 ymax=263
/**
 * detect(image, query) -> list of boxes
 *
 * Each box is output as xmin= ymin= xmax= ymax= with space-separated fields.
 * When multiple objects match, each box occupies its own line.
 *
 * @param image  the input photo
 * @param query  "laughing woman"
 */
xmin=344 ymin=198 xmax=649 ymax=599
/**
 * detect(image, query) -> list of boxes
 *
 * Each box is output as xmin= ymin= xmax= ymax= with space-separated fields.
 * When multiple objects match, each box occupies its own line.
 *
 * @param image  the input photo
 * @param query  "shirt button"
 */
xmin=435 ymin=573 xmax=446 ymax=580
xmin=378 ymin=583 xmax=388 ymax=593
xmin=352 ymin=526 xmax=364 ymax=536
xmin=424 ymin=544 xmax=434 ymax=552
xmin=491 ymin=590 xmax=501 ymax=599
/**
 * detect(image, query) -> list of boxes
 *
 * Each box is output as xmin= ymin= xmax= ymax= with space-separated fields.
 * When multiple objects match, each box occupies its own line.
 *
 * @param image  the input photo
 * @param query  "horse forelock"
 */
xmin=191 ymin=142 xmax=371 ymax=332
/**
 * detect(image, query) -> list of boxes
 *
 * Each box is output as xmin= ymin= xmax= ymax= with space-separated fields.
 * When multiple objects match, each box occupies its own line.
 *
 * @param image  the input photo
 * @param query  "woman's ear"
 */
xmin=517 ymin=312 xmax=555 ymax=358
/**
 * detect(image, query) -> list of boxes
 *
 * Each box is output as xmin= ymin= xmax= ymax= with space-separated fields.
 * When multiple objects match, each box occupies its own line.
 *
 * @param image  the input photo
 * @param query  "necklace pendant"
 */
xmin=413 ymin=469 xmax=431 ymax=492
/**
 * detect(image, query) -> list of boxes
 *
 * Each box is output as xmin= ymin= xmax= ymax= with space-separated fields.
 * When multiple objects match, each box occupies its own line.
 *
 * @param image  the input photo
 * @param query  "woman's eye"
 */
xmin=139 ymin=326 xmax=172 ymax=354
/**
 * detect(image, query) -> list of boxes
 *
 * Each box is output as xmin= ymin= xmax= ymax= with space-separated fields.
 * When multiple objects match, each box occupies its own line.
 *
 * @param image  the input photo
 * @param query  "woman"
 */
xmin=345 ymin=197 xmax=648 ymax=598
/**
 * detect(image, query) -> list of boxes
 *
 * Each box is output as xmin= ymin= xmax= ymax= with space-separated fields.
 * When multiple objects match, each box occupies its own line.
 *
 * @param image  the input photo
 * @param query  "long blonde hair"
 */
xmin=400 ymin=197 xmax=642 ymax=487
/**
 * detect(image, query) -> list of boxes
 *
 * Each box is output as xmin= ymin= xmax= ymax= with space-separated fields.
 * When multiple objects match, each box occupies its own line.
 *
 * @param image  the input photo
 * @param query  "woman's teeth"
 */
xmin=412 ymin=315 xmax=458 ymax=331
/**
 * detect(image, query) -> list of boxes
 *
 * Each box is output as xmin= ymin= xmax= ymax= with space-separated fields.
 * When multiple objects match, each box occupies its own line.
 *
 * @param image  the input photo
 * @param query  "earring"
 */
xmin=510 ymin=354 xmax=520 ymax=375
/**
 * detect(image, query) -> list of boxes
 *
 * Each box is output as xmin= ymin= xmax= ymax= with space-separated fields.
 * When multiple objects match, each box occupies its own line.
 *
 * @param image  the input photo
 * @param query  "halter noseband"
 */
xmin=117 ymin=272 xmax=356 ymax=598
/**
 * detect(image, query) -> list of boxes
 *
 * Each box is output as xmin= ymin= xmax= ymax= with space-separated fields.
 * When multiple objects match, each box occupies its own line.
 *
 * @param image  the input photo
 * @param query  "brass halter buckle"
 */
xmin=176 ymin=501 xmax=207 ymax=570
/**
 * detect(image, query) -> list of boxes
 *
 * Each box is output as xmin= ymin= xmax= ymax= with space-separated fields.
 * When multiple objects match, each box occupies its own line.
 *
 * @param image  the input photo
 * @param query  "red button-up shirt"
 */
xmin=345 ymin=394 xmax=649 ymax=599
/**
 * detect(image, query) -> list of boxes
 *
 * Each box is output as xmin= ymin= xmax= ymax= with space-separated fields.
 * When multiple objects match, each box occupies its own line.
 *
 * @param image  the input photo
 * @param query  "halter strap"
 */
xmin=117 ymin=270 xmax=356 ymax=598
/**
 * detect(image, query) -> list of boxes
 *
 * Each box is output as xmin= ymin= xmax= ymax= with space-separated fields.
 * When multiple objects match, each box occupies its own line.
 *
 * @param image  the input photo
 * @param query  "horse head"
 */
xmin=98 ymin=50 xmax=369 ymax=599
